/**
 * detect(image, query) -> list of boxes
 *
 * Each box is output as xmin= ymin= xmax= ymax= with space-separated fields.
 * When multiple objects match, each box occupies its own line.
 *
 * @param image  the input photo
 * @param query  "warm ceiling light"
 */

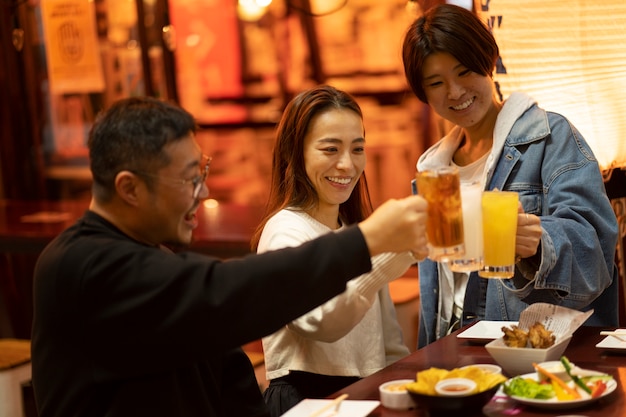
xmin=237 ymin=0 xmax=272 ymax=22
xmin=203 ymin=199 xmax=219 ymax=209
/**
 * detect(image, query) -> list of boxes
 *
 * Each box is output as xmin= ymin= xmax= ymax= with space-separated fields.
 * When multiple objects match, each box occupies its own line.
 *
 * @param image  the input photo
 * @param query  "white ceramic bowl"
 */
xmin=434 ymin=378 xmax=478 ymax=397
xmin=485 ymin=335 xmax=572 ymax=376
xmin=379 ymin=379 xmax=416 ymax=410
xmin=536 ymin=360 xmax=570 ymax=382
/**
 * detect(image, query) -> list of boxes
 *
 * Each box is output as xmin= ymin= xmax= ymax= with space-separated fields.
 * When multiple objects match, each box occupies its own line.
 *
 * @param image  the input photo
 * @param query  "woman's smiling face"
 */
xmin=422 ymin=51 xmax=499 ymax=129
xmin=303 ymin=108 xmax=366 ymax=215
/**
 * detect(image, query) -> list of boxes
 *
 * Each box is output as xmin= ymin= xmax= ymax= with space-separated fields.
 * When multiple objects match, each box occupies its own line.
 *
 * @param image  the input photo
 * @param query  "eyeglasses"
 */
xmin=135 ymin=156 xmax=212 ymax=199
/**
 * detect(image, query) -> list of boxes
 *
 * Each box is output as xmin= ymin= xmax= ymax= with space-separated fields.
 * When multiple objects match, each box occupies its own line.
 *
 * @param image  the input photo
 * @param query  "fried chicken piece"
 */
xmin=528 ymin=322 xmax=556 ymax=348
xmin=501 ymin=325 xmax=529 ymax=348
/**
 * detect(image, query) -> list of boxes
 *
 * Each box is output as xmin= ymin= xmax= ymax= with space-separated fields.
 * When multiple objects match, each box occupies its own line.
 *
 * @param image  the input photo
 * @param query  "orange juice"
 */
xmin=479 ymin=191 xmax=518 ymax=278
xmin=415 ymin=167 xmax=464 ymax=262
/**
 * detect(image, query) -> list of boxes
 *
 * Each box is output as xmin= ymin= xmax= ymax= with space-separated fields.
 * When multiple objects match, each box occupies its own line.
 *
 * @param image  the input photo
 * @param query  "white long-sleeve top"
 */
xmin=257 ymin=208 xmax=413 ymax=380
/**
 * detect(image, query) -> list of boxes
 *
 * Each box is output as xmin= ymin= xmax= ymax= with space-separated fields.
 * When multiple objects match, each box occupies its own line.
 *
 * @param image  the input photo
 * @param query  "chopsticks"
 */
xmin=308 ymin=393 xmax=349 ymax=417
xmin=600 ymin=330 xmax=626 ymax=342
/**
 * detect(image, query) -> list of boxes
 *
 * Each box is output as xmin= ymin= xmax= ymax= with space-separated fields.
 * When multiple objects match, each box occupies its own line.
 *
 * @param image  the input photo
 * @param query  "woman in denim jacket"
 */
xmin=402 ymin=4 xmax=619 ymax=348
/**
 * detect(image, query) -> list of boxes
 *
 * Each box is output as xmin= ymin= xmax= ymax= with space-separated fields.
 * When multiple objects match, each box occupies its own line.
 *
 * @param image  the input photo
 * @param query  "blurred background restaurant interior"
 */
xmin=2 ymin=0 xmax=626 ymax=205
xmin=1 ymin=0 xmax=626 ymax=411
xmin=1 ymin=0 xmax=626 ymax=320
xmin=2 ymin=0 xmax=446 ymax=207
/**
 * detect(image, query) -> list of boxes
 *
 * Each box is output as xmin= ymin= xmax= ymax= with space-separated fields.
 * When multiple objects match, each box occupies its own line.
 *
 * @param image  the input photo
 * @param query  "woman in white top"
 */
xmin=250 ymin=85 xmax=425 ymax=416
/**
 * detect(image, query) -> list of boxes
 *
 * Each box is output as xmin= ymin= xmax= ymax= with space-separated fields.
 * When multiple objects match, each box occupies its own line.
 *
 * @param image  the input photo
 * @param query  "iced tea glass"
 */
xmin=479 ymin=190 xmax=518 ymax=278
xmin=450 ymin=181 xmax=484 ymax=272
xmin=415 ymin=166 xmax=464 ymax=262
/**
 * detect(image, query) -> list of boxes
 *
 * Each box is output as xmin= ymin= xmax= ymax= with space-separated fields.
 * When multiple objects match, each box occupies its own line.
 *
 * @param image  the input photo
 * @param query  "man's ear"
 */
xmin=115 ymin=171 xmax=143 ymax=206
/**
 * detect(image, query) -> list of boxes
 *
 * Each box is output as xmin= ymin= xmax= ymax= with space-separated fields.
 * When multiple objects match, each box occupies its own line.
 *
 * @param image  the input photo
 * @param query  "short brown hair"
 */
xmin=402 ymin=4 xmax=499 ymax=103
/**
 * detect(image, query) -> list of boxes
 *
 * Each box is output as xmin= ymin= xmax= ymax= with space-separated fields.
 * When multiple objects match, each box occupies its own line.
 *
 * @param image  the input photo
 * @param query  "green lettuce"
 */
xmin=503 ymin=377 xmax=555 ymax=399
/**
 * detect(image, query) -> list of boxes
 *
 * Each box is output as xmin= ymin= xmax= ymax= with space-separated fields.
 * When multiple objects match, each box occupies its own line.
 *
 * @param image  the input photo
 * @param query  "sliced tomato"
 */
xmin=590 ymin=380 xmax=607 ymax=398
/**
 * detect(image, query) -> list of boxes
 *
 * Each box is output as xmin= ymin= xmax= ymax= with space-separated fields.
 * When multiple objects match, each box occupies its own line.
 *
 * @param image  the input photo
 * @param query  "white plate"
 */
xmin=596 ymin=328 xmax=626 ymax=351
xmin=281 ymin=399 xmax=380 ymax=417
xmin=457 ymin=320 xmax=518 ymax=343
xmin=503 ymin=372 xmax=616 ymax=410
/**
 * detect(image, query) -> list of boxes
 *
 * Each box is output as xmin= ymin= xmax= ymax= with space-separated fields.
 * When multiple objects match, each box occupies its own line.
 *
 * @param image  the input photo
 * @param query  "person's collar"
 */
xmin=492 ymin=92 xmax=537 ymax=150
xmin=417 ymin=126 xmax=464 ymax=171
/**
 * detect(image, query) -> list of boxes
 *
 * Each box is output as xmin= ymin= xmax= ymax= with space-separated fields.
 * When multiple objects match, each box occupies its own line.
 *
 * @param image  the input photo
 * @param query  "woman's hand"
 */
xmin=515 ymin=204 xmax=542 ymax=261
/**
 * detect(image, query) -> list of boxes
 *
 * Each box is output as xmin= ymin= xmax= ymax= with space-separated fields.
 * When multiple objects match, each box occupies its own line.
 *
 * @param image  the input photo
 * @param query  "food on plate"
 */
xmin=501 ymin=322 xmax=555 ymax=348
xmin=529 ymin=322 xmax=556 ymax=348
xmin=502 ymin=324 xmax=529 ymax=347
xmin=504 ymin=375 xmax=611 ymax=401
xmin=504 ymin=376 xmax=554 ymax=399
xmin=536 ymin=361 xmax=569 ymax=383
xmin=560 ymin=356 xmax=591 ymax=394
xmin=533 ymin=362 xmax=580 ymax=399
xmin=406 ymin=365 xmax=506 ymax=396
xmin=503 ymin=356 xmax=614 ymax=402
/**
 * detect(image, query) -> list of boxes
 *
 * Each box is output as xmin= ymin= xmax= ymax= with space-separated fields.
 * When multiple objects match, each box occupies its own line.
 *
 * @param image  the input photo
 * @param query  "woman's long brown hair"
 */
xmin=250 ymin=85 xmax=373 ymax=251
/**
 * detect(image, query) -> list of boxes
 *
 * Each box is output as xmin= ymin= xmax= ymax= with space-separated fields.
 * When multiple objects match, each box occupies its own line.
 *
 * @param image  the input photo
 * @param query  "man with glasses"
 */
xmin=31 ymin=96 xmax=429 ymax=417
xmin=134 ymin=155 xmax=212 ymax=200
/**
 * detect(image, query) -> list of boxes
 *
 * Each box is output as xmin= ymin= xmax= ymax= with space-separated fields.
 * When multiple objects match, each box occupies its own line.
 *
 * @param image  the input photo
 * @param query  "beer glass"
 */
xmin=479 ymin=191 xmax=518 ymax=278
xmin=450 ymin=181 xmax=484 ymax=272
xmin=415 ymin=167 xmax=464 ymax=262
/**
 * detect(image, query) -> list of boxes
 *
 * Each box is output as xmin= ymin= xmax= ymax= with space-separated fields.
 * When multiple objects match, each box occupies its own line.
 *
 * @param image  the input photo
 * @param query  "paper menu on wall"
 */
xmin=517 ymin=303 xmax=593 ymax=337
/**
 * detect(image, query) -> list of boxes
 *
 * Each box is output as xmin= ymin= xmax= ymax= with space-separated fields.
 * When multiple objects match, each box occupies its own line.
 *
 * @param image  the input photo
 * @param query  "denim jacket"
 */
xmin=416 ymin=92 xmax=619 ymax=348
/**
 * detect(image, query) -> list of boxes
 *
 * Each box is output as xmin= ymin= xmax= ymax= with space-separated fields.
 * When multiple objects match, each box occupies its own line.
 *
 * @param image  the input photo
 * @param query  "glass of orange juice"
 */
xmin=415 ymin=166 xmax=465 ymax=262
xmin=479 ymin=190 xmax=518 ymax=278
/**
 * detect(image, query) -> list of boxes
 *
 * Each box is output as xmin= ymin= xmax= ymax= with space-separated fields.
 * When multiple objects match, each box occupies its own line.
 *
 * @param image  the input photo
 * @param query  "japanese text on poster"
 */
xmin=41 ymin=0 xmax=105 ymax=93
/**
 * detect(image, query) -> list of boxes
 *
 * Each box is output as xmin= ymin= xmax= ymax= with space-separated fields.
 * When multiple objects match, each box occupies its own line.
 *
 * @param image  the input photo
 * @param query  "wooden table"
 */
xmin=0 ymin=198 xmax=264 ymax=339
xmin=331 ymin=324 xmax=626 ymax=416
